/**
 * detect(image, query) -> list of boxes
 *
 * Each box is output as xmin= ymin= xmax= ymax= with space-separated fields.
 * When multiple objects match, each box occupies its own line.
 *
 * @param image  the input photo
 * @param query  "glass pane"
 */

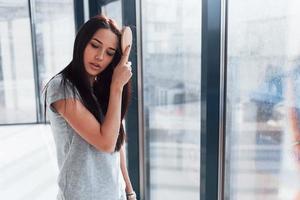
xmin=0 ymin=0 xmax=37 ymax=123
xmin=101 ymin=0 xmax=122 ymax=26
xmin=225 ymin=1 xmax=300 ymax=200
xmin=34 ymin=0 xmax=75 ymax=106
xmin=142 ymin=0 xmax=201 ymax=199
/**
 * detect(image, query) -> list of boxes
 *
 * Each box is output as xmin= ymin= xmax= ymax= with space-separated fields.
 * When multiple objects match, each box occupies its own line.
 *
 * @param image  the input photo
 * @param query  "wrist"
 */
xmin=125 ymin=184 xmax=134 ymax=194
xmin=110 ymin=84 xmax=123 ymax=93
xmin=126 ymin=191 xmax=136 ymax=200
xmin=126 ymin=189 xmax=134 ymax=194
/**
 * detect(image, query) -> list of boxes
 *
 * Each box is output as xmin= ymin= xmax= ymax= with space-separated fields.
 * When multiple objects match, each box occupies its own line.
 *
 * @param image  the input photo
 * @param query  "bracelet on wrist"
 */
xmin=126 ymin=191 xmax=136 ymax=200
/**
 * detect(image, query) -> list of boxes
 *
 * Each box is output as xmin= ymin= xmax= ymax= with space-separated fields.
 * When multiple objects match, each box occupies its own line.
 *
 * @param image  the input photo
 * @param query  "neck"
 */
xmin=88 ymin=75 xmax=96 ymax=87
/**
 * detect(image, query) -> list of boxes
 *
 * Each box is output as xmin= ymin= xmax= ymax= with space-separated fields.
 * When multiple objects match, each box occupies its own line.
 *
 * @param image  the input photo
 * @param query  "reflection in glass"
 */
xmin=0 ymin=1 xmax=36 ymax=123
xmin=142 ymin=0 xmax=201 ymax=199
xmin=225 ymin=1 xmax=300 ymax=200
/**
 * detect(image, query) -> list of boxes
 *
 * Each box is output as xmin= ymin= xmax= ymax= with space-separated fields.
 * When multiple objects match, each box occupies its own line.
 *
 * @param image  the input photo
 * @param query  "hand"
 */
xmin=111 ymin=45 xmax=132 ymax=89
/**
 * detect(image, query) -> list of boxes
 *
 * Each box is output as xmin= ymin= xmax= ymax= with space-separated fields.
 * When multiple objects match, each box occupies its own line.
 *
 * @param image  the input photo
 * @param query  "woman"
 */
xmin=43 ymin=15 xmax=136 ymax=200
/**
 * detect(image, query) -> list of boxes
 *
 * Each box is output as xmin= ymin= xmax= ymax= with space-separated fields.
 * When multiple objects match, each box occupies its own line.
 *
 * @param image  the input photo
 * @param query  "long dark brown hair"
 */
xmin=43 ymin=15 xmax=132 ymax=152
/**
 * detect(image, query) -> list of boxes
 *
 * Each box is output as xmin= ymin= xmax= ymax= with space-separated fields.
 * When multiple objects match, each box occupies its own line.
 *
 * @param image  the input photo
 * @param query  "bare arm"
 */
xmin=120 ymin=144 xmax=134 ymax=194
xmin=53 ymin=86 xmax=122 ymax=153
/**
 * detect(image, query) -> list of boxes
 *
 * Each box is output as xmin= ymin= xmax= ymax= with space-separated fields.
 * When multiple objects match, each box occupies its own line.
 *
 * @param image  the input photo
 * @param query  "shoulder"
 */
xmin=47 ymin=74 xmax=76 ymax=93
xmin=47 ymin=74 xmax=64 ymax=91
xmin=45 ymin=74 xmax=81 ymax=103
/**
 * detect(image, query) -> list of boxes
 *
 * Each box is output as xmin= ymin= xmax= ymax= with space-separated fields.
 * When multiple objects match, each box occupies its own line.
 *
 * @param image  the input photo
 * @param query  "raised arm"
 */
xmin=52 ymin=85 xmax=122 ymax=153
xmin=52 ymin=45 xmax=132 ymax=153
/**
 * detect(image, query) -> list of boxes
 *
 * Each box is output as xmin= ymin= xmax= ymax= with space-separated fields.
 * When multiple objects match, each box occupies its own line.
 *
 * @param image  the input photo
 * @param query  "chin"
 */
xmin=84 ymin=67 xmax=98 ymax=76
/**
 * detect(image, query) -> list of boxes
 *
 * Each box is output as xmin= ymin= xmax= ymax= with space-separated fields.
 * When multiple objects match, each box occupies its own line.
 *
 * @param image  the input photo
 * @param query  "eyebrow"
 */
xmin=92 ymin=38 xmax=116 ymax=51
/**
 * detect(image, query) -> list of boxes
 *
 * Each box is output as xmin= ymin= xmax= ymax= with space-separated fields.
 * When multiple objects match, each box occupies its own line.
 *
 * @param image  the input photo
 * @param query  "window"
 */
xmin=0 ymin=1 xmax=36 ymax=123
xmin=0 ymin=1 xmax=75 ymax=199
xmin=225 ymin=1 xmax=300 ymax=199
xmin=141 ymin=0 xmax=201 ymax=199
xmin=34 ymin=0 xmax=75 ymax=119
xmin=101 ymin=0 xmax=122 ymax=26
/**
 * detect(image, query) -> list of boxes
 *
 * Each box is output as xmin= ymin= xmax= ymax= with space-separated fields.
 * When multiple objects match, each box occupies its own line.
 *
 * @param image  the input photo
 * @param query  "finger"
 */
xmin=124 ymin=64 xmax=132 ymax=71
xmin=120 ymin=45 xmax=131 ymax=65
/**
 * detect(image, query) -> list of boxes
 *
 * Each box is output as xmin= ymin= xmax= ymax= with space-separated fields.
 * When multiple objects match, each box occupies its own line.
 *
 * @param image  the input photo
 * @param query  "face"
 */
xmin=83 ymin=28 xmax=118 ymax=78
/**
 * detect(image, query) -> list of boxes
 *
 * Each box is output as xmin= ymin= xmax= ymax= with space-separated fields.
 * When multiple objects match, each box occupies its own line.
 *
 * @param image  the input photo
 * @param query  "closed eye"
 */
xmin=107 ymin=51 xmax=115 ymax=56
xmin=90 ymin=40 xmax=115 ymax=56
xmin=91 ymin=42 xmax=99 ymax=48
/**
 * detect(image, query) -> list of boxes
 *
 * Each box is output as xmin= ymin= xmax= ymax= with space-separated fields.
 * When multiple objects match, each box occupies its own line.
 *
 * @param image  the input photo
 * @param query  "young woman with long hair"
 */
xmin=43 ymin=15 xmax=136 ymax=200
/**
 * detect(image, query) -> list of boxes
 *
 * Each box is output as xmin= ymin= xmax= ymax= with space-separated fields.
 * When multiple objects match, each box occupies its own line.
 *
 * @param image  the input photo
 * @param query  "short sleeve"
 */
xmin=45 ymin=75 xmax=81 ymax=113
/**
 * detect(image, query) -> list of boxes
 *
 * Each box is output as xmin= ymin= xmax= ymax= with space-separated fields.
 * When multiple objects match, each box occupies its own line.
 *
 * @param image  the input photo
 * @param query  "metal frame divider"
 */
xmin=74 ymin=0 xmax=85 ymax=32
xmin=218 ymin=0 xmax=228 ymax=199
xmin=88 ymin=0 xmax=101 ymax=18
xmin=200 ymin=0 xmax=224 ymax=199
xmin=28 ymin=0 xmax=41 ymax=123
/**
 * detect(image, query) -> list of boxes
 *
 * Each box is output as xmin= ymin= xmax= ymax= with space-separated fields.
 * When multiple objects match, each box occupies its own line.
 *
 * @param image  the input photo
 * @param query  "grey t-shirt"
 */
xmin=45 ymin=74 xmax=126 ymax=200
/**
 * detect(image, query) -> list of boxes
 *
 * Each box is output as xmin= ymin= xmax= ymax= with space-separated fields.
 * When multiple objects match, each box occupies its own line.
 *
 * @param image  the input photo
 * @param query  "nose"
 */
xmin=96 ymin=50 xmax=104 ymax=61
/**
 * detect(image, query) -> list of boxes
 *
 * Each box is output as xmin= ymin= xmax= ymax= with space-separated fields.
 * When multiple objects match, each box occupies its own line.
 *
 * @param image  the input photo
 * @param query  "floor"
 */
xmin=0 ymin=124 xmax=57 ymax=200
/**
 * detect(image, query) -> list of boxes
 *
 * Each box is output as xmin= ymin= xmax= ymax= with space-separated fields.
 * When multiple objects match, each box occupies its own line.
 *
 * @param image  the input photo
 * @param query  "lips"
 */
xmin=90 ymin=62 xmax=101 ymax=69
